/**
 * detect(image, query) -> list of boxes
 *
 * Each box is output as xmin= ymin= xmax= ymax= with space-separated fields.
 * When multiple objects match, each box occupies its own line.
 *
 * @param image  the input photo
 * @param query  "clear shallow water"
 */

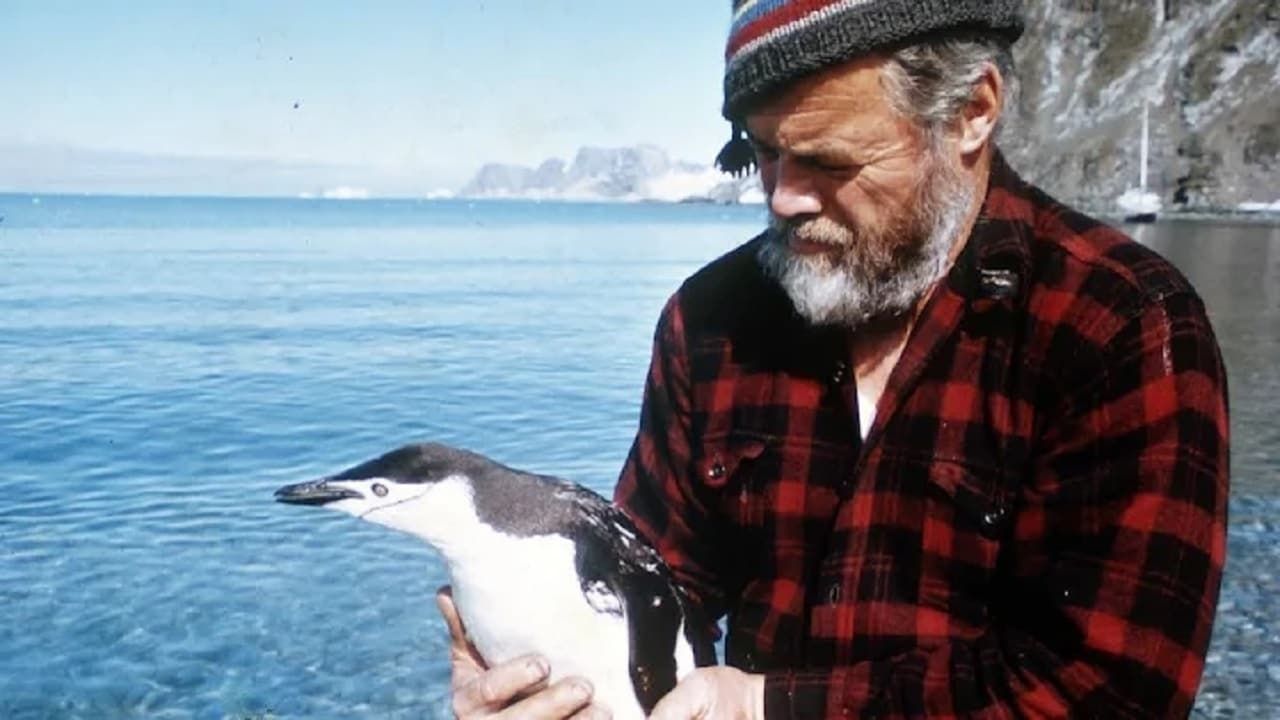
xmin=1132 ymin=222 xmax=1280 ymax=496
xmin=0 ymin=195 xmax=1275 ymax=718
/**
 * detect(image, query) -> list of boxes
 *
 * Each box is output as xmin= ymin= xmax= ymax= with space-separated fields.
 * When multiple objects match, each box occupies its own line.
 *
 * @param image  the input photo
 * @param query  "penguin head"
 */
xmin=275 ymin=443 xmax=488 ymax=552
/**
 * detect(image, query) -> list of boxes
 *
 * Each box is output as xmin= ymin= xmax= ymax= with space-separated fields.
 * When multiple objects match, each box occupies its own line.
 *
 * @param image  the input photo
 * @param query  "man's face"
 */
xmin=745 ymin=56 xmax=974 ymax=328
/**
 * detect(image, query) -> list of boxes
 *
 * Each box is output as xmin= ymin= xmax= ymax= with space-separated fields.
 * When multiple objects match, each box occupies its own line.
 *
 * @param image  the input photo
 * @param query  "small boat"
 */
xmin=1117 ymin=189 xmax=1160 ymax=224
xmin=1116 ymin=100 xmax=1161 ymax=224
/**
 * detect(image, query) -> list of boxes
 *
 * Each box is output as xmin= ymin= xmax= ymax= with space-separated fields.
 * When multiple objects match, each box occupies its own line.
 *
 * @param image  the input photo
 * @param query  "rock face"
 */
xmin=1005 ymin=0 xmax=1280 ymax=212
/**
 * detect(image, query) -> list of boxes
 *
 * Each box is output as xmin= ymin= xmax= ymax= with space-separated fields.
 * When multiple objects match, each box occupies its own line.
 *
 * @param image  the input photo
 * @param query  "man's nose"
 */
xmin=768 ymin=159 xmax=822 ymax=219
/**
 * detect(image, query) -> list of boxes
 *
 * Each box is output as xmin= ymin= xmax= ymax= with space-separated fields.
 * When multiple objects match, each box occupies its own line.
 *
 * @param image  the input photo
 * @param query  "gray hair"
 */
xmin=880 ymin=33 xmax=1019 ymax=142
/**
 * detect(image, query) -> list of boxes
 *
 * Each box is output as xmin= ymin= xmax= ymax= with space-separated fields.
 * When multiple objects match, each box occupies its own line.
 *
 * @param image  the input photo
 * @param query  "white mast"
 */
xmin=1139 ymin=100 xmax=1150 ymax=191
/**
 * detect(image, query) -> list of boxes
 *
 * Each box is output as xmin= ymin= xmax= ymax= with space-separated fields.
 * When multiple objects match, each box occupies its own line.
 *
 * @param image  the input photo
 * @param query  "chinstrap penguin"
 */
xmin=275 ymin=442 xmax=716 ymax=718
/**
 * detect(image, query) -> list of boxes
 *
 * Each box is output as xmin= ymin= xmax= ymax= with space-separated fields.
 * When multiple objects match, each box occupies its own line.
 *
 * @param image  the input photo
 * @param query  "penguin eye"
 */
xmin=372 ymin=483 xmax=389 ymax=497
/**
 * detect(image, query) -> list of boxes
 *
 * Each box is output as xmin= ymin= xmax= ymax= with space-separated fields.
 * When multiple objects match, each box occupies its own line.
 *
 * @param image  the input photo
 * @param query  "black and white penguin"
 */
xmin=275 ymin=442 xmax=716 ymax=719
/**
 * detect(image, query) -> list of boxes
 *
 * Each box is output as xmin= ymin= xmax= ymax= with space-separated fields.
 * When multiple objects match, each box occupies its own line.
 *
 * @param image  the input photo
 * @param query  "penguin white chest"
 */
xmin=448 ymin=529 xmax=642 ymax=719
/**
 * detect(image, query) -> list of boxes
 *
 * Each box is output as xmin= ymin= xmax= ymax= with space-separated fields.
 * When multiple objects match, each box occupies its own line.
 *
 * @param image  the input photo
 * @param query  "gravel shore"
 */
xmin=1192 ymin=494 xmax=1280 ymax=718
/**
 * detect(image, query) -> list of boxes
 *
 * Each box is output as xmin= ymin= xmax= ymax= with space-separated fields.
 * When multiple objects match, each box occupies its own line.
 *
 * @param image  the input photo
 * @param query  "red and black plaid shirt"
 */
xmin=614 ymin=153 xmax=1229 ymax=718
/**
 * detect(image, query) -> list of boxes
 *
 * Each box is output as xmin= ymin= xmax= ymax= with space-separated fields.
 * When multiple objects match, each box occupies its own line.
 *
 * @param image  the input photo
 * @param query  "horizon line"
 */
xmin=0 ymin=189 xmax=763 ymax=206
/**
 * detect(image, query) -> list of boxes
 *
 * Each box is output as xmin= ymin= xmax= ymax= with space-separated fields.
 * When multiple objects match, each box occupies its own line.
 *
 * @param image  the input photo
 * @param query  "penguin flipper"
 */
xmin=572 ymin=509 xmax=684 ymax=715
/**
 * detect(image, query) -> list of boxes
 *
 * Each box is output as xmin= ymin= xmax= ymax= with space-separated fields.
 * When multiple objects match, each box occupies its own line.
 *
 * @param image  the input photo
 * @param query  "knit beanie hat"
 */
xmin=715 ymin=0 xmax=1025 ymax=175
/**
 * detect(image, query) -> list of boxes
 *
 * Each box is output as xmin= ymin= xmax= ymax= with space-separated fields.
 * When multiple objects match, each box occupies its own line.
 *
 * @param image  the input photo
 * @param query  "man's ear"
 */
xmin=956 ymin=62 xmax=1005 ymax=157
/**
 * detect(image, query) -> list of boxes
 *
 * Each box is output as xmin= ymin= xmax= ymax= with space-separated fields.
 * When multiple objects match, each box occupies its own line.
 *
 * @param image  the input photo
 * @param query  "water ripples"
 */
xmin=1 ymin=203 xmax=1275 ymax=717
xmin=0 ymin=205 xmax=758 ymax=718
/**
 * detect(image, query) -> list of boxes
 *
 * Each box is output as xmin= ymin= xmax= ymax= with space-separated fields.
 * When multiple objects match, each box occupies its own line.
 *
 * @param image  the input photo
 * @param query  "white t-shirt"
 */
xmin=856 ymin=388 xmax=876 ymax=441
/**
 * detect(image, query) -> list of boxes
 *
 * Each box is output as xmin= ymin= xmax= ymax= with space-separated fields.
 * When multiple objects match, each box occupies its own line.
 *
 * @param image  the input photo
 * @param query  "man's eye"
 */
xmin=372 ymin=483 xmax=389 ymax=497
xmin=805 ymin=157 xmax=852 ymax=173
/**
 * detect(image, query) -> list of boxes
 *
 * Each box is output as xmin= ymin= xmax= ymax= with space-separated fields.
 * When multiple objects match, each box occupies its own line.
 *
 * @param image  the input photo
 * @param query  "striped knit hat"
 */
xmin=715 ymin=0 xmax=1025 ymax=175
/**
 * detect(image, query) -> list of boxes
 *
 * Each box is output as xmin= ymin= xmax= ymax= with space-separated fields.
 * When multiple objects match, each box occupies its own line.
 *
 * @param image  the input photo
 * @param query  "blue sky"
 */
xmin=0 ymin=1 xmax=734 ymax=196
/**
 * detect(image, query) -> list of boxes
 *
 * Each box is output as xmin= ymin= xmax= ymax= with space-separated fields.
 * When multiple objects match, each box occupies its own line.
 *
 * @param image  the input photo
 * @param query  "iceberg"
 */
xmin=320 ymin=186 xmax=371 ymax=200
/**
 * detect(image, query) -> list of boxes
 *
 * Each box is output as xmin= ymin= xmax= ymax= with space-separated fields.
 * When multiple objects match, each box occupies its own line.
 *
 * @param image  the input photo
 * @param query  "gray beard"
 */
xmin=756 ymin=159 xmax=974 ymax=329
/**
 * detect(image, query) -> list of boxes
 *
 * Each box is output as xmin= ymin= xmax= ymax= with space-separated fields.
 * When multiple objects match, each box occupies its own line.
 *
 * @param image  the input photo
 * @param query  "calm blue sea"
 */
xmin=1 ymin=193 xmax=1276 ymax=718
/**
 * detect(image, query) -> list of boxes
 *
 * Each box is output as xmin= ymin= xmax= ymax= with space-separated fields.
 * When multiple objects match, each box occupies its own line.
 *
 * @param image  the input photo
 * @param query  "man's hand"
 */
xmin=436 ymin=586 xmax=611 ymax=719
xmin=647 ymin=667 xmax=765 ymax=720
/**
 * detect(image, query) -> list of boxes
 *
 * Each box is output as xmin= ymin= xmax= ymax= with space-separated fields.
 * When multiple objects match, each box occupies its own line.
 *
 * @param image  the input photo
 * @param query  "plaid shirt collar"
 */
xmin=855 ymin=150 xmax=1036 ymax=451
xmin=947 ymin=150 xmax=1035 ymax=311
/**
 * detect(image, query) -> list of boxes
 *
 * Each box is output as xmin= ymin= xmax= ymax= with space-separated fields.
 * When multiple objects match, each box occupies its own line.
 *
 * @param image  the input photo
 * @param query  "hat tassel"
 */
xmin=715 ymin=123 xmax=756 ymax=178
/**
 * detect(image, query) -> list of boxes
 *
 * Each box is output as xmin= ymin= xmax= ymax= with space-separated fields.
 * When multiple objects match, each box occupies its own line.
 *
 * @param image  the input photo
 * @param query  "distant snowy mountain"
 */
xmin=459 ymin=145 xmax=762 ymax=204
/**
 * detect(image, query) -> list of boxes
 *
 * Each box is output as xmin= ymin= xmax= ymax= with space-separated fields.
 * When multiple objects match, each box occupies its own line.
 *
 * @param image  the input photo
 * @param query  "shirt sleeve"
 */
xmin=614 ymin=293 xmax=728 ymax=634
xmin=764 ymin=289 xmax=1230 ymax=718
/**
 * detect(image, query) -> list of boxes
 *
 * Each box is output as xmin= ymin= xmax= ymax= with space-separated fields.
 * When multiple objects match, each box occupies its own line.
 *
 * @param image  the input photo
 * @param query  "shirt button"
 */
xmin=708 ymin=459 xmax=727 ymax=480
xmin=830 ymin=361 xmax=849 ymax=385
xmin=981 ymin=501 xmax=1009 ymax=530
xmin=826 ymin=583 xmax=841 ymax=604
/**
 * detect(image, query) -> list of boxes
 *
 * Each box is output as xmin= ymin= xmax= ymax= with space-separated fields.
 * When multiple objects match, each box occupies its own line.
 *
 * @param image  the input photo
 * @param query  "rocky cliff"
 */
xmin=1005 ymin=0 xmax=1279 ymax=212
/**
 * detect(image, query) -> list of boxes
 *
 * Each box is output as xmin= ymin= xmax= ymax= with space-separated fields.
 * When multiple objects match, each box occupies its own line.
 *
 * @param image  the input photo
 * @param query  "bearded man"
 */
xmin=440 ymin=1 xmax=1230 ymax=718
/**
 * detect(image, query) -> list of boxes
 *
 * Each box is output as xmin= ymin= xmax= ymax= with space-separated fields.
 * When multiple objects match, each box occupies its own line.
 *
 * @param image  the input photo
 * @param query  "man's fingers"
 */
xmin=437 ymin=586 xmax=596 ymax=718
xmin=498 ymin=677 xmax=595 ymax=720
xmin=435 ymin=586 xmax=468 ymax=646
xmin=453 ymin=654 xmax=551 ymax=717
xmin=567 ymin=702 xmax=613 ymax=720
xmin=437 ymin=585 xmax=489 ymax=679
xmin=647 ymin=674 xmax=707 ymax=720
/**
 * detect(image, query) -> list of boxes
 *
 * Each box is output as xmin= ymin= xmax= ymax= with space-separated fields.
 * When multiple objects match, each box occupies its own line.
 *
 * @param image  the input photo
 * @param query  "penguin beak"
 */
xmin=274 ymin=480 xmax=364 ymax=506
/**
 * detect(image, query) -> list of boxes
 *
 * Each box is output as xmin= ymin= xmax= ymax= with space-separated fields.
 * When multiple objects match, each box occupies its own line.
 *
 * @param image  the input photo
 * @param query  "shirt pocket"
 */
xmin=915 ymin=454 xmax=1012 ymax=544
xmin=696 ymin=430 xmax=771 ymax=530
xmin=888 ymin=452 xmax=1009 ymax=626
xmin=810 ymin=452 xmax=1009 ymax=646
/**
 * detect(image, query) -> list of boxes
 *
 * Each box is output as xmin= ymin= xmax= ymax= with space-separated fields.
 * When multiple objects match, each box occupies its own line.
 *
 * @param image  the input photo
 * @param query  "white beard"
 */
xmin=758 ymin=162 xmax=974 ymax=328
